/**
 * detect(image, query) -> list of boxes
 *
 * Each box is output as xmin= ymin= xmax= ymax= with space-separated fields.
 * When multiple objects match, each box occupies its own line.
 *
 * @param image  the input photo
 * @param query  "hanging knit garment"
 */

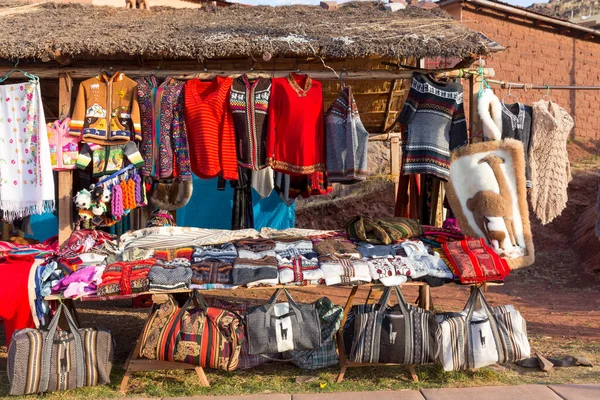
xmin=266 ymin=73 xmax=325 ymax=175
xmin=0 ymin=82 xmax=55 ymax=221
xmin=529 ymin=100 xmax=574 ymax=225
xmin=136 ymin=76 xmax=192 ymax=180
xmin=501 ymin=102 xmax=533 ymax=188
xmin=230 ymin=75 xmax=271 ymax=170
xmin=397 ymin=73 xmax=467 ymax=181
xmin=184 ymin=76 xmax=238 ymax=180
xmin=325 ymin=86 xmax=369 ymax=184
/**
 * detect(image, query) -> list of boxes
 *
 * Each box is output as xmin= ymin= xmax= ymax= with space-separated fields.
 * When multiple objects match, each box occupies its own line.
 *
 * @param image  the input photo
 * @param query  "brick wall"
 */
xmin=443 ymin=3 xmax=600 ymax=141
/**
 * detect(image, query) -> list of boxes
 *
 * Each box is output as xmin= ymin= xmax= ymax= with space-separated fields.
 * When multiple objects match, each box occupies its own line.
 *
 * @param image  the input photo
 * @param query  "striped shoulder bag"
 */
xmin=7 ymin=304 xmax=113 ymax=395
xmin=436 ymin=287 xmax=530 ymax=371
xmin=343 ymin=286 xmax=438 ymax=365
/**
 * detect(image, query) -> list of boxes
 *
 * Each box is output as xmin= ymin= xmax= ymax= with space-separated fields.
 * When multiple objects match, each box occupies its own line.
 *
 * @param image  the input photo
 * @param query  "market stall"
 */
xmin=0 ymin=1 xmax=547 ymax=397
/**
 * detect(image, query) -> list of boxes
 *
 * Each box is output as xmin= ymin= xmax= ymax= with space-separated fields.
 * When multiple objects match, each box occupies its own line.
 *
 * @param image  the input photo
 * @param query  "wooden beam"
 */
xmin=382 ymin=79 xmax=399 ymax=132
xmin=0 ymin=67 xmax=421 ymax=81
xmin=57 ymin=73 xmax=73 ymax=246
xmin=390 ymin=136 xmax=401 ymax=204
xmin=368 ymin=132 xmax=401 ymax=141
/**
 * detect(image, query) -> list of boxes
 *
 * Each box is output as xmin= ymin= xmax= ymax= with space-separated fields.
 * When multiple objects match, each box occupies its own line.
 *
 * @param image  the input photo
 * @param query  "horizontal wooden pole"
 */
xmin=369 ymin=132 xmax=401 ymax=141
xmin=0 ymin=67 xmax=418 ymax=81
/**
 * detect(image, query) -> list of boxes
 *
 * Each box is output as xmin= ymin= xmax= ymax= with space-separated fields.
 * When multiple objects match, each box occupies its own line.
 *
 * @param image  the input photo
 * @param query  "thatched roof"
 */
xmin=0 ymin=1 xmax=496 ymax=61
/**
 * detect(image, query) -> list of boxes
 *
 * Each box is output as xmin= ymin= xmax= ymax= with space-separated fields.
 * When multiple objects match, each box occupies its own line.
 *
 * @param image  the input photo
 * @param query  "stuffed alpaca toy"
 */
xmin=478 ymin=88 xmax=502 ymax=141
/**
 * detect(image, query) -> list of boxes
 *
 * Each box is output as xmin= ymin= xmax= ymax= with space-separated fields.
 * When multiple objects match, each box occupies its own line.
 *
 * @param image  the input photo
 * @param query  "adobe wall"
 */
xmin=444 ymin=3 xmax=600 ymax=141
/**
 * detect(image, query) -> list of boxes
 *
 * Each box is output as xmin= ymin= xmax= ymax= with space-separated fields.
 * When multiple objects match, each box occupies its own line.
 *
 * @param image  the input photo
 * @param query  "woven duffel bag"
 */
xmin=7 ymin=304 xmax=113 ymax=395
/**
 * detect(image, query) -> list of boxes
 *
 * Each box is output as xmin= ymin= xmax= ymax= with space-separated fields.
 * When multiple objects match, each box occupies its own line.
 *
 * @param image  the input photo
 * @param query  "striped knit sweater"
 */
xmin=398 ymin=73 xmax=467 ymax=180
xmin=230 ymin=76 xmax=271 ymax=170
xmin=184 ymin=76 xmax=238 ymax=180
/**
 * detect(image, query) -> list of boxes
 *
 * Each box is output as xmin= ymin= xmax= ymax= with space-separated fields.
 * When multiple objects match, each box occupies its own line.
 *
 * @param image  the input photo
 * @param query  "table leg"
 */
xmin=195 ymin=367 xmax=210 ymax=387
xmin=336 ymin=286 xmax=359 ymax=383
xmin=418 ymin=284 xmax=430 ymax=310
xmin=408 ymin=364 xmax=419 ymax=382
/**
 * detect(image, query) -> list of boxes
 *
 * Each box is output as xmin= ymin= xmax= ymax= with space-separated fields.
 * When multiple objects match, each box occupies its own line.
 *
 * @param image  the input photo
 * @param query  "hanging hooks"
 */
xmin=339 ymin=68 xmax=349 ymax=89
xmin=543 ymin=84 xmax=552 ymax=101
xmin=0 ymin=58 xmax=39 ymax=84
xmin=502 ymin=82 xmax=519 ymax=104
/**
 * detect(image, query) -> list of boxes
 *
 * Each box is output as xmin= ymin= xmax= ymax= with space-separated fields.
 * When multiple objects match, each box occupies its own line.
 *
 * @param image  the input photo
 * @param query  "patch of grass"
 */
xmin=2 ymin=337 xmax=598 ymax=399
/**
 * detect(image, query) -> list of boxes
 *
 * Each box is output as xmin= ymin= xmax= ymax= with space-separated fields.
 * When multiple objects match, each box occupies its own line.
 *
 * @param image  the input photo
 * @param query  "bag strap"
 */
xmin=265 ymin=288 xmax=304 ymax=327
xmin=39 ymin=304 xmax=86 ymax=392
xmin=191 ymin=290 xmax=209 ymax=309
xmin=464 ymin=287 xmax=505 ymax=368
xmin=375 ymin=286 xmax=393 ymax=315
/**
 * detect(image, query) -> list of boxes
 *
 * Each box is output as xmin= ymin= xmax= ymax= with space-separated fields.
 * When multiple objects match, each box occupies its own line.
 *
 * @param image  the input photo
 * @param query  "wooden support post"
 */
xmin=1 ymin=221 xmax=10 ymax=241
xmin=336 ymin=285 xmax=359 ymax=384
xmin=469 ymin=74 xmax=483 ymax=143
xmin=382 ymin=79 xmax=399 ymax=132
xmin=58 ymin=73 xmax=73 ymax=246
xmin=390 ymin=135 xmax=401 ymax=204
xmin=418 ymin=284 xmax=431 ymax=311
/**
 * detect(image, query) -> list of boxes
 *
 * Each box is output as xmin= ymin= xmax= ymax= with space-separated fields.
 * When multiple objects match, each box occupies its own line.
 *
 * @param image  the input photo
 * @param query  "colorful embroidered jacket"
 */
xmin=135 ymin=76 xmax=192 ymax=180
xmin=47 ymin=117 xmax=80 ymax=170
xmin=75 ymin=141 xmax=144 ymax=177
xmin=229 ymin=75 xmax=271 ymax=170
xmin=69 ymin=72 xmax=142 ymax=145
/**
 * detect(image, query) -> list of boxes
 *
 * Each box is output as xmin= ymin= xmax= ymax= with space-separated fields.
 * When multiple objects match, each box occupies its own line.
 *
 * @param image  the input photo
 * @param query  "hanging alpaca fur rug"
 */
xmin=446 ymin=139 xmax=535 ymax=269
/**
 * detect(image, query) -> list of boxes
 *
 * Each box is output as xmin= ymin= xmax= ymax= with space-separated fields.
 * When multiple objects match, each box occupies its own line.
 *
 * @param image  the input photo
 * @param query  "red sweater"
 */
xmin=267 ymin=73 xmax=325 ymax=175
xmin=0 ymin=255 xmax=36 ymax=347
xmin=184 ymin=76 xmax=238 ymax=181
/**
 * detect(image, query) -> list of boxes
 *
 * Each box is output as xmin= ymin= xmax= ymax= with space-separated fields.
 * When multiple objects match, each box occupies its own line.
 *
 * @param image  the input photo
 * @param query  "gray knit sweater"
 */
xmin=325 ymin=87 xmax=369 ymax=184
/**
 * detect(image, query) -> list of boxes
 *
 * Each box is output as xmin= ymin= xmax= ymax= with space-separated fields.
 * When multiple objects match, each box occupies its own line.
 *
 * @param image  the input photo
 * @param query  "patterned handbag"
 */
xmin=139 ymin=291 xmax=244 ymax=371
xmin=283 ymin=297 xmax=343 ymax=370
xmin=7 ymin=304 xmax=113 ymax=395
xmin=343 ymin=286 xmax=438 ymax=365
xmin=246 ymin=288 xmax=321 ymax=355
xmin=436 ymin=287 xmax=530 ymax=371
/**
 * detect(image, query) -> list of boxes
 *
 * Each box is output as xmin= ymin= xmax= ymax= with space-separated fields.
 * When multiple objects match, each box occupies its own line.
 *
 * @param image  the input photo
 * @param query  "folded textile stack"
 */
xmin=367 ymin=257 xmax=411 ymax=286
xmin=192 ymin=243 xmax=237 ymax=264
xmin=312 ymin=237 xmax=361 ymax=259
xmin=153 ymin=247 xmax=194 ymax=262
xmin=97 ymin=259 xmax=155 ymax=296
xmin=277 ymin=252 xmax=322 ymax=284
xmin=233 ymin=256 xmax=278 ymax=286
xmin=234 ymin=239 xmax=277 ymax=259
xmin=273 ymin=238 xmax=314 ymax=257
xmin=442 ymin=238 xmax=510 ymax=284
xmin=319 ymin=256 xmax=371 ymax=286
xmin=346 ymin=216 xmax=423 ymax=245
xmin=398 ymin=241 xmax=430 ymax=279
xmin=51 ymin=265 xmax=105 ymax=298
xmin=148 ymin=266 xmax=192 ymax=291
xmin=420 ymin=225 xmax=465 ymax=245
xmin=357 ymin=243 xmax=396 ymax=258
xmin=189 ymin=258 xmax=234 ymax=289
xmin=156 ymin=258 xmax=191 ymax=268
xmin=274 ymin=238 xmax=321 ymax=284
xmin=401 ymin=240 xmax=454 ymax=283
xmin=58 ymin=229 xmax=119 ymax=258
